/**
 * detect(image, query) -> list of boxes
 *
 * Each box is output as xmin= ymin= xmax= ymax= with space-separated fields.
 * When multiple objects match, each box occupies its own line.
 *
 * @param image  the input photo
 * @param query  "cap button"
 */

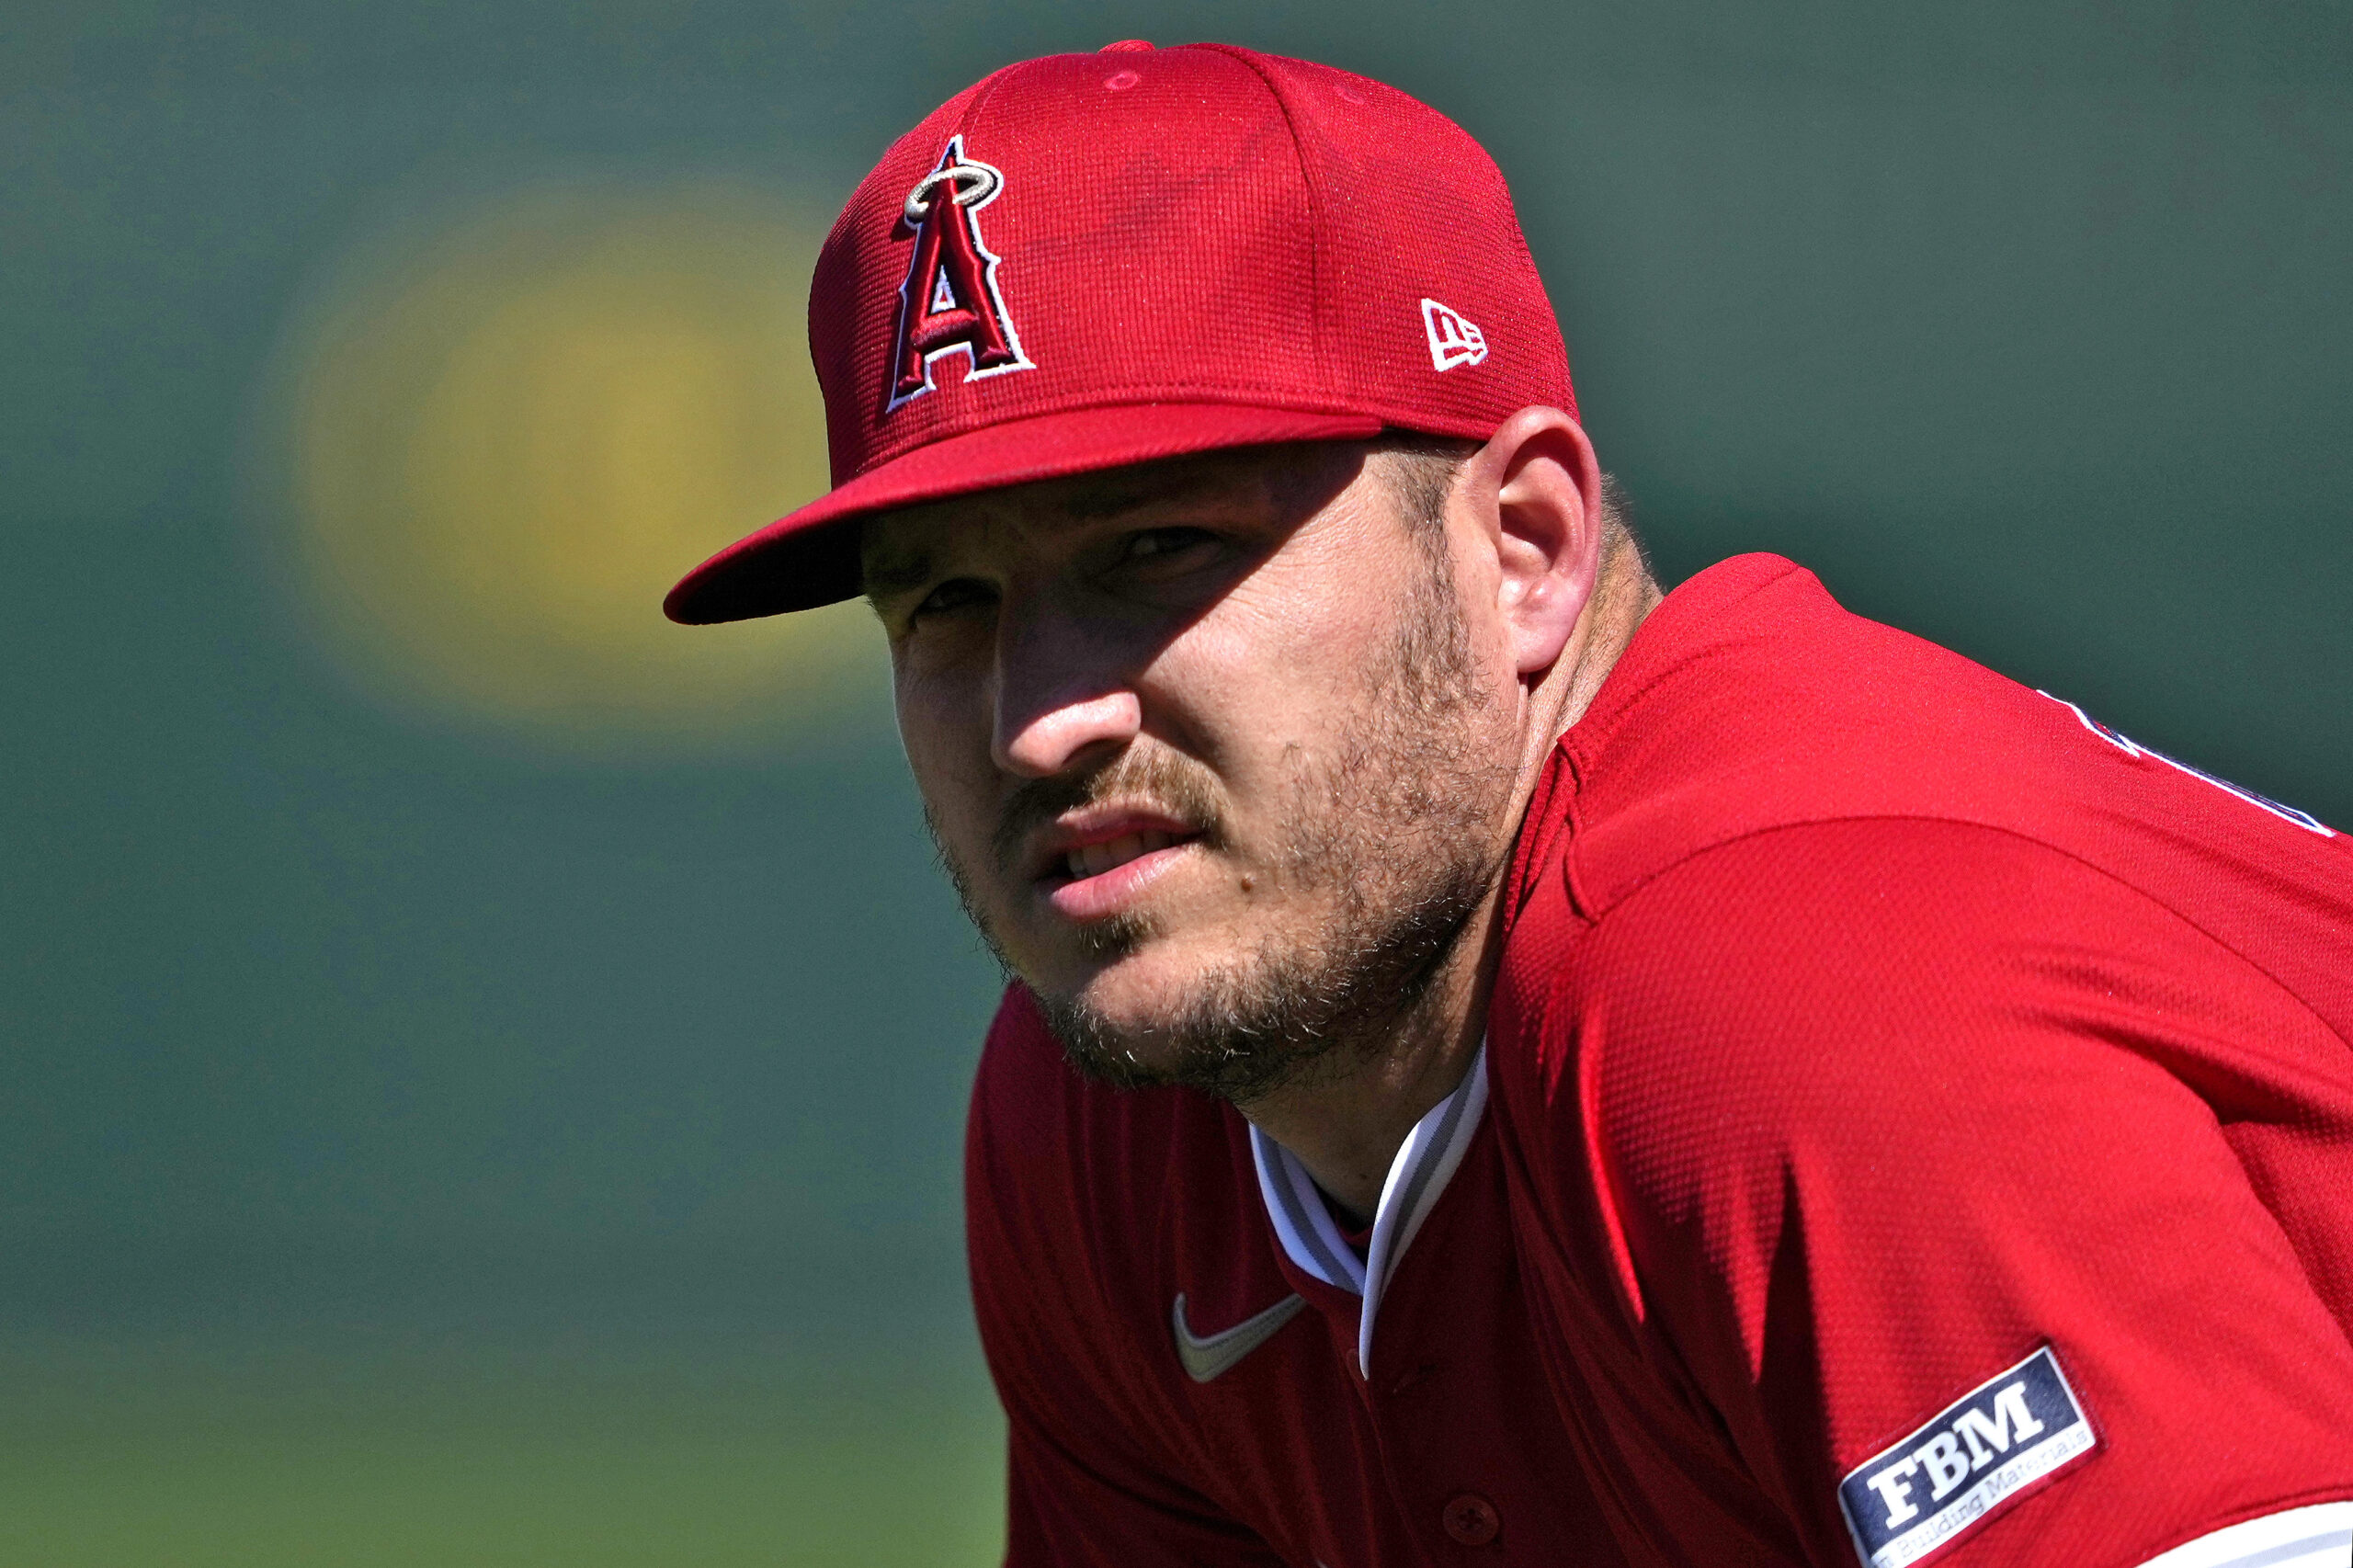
xmin=1097 ymin=39 xmax=1154 ymax=51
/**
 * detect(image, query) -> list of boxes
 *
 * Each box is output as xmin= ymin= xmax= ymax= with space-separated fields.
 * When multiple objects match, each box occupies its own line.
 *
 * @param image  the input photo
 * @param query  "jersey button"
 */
xmin=1441 ymin=1493 xmax=1500 ymax=1547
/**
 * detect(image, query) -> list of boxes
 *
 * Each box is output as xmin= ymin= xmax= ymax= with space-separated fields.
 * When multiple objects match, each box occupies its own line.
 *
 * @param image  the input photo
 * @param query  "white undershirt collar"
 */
xmin=1249 ymin=1045 xmax=1489 ymax=1379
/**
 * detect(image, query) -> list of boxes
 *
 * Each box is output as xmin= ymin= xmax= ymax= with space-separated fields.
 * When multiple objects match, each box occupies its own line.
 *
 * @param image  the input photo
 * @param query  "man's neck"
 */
xmin=1235 ymin=537 xmax=1661 ymax=1223
xmin=1233 ymin=910 xmax=1496 ymax=1228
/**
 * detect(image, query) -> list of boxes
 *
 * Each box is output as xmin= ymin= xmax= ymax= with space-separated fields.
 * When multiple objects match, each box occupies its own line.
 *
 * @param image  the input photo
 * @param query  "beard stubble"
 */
xmin=928 ymin=531 xmax=1515 ymax=1106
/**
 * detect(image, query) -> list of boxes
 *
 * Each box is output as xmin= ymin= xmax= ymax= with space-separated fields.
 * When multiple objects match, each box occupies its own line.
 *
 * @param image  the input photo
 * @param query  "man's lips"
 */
xmin=1061 ymin=827 xmax=1186 ymax=883
xmin=1026 ymin=807 xmax=1203 ymax=916
xmin=1029 ymin=807 xmax=1201 ymax=883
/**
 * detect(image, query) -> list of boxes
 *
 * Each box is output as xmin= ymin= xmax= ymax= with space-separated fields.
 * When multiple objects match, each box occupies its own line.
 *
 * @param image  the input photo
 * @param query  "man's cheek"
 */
xmin=898 ymin=715 xmax=992 ymax=839
xmin=892 ymin=654 xmax=989 ymax=749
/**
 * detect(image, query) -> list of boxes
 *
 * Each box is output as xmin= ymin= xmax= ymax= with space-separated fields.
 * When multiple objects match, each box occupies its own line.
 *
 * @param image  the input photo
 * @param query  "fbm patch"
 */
xmin=1838 ymin=1346 xmax=2097 ymax=1568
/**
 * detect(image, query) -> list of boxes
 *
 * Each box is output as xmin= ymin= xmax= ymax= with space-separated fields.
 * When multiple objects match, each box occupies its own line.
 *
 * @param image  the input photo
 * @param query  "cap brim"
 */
xmin=664 ymin=402 xmax=1385 ymax=623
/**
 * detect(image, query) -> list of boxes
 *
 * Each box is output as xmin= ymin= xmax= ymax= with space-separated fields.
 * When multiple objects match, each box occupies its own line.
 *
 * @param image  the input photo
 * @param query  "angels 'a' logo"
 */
xmin=885 ymin=137 xmax=1033 ymax=412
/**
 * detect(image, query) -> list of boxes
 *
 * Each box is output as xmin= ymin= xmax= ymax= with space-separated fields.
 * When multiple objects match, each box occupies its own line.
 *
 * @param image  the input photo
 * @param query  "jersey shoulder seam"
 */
xmin=1582 ymin=812 xmax=2351 ymax=1058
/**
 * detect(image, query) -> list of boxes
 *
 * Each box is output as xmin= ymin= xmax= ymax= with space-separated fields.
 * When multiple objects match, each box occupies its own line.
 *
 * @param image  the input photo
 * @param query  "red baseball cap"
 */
xmin=664 ymin=40 xmax=1574 ymax=623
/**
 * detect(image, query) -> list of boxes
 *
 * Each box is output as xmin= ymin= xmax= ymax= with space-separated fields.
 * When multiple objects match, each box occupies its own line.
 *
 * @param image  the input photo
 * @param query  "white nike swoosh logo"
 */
xmin=1171 ymin=1290 xmax=1307 ymax=1382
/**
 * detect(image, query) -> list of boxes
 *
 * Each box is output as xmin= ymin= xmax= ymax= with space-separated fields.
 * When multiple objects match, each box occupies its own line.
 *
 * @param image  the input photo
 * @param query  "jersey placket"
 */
xmin=1251 ymin=1048 xmax=1491 ymax=1379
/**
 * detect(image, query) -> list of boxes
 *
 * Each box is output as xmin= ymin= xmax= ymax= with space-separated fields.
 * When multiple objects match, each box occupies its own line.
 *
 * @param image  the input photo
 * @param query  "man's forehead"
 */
xmin=860 ymin=441 xmax=1365 ymax=571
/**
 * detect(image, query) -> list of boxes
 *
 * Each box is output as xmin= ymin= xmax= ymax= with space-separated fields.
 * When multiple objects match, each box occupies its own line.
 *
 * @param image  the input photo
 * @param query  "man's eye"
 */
xmin=912 ymin=578 xmax=995 ymax=620
xmin=1121 ymin=528 xmax=1219 ymax=563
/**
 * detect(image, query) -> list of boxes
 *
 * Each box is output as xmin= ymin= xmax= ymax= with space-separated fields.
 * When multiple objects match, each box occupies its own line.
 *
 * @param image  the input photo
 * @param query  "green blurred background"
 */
xmin=5 ymin=3 xmax=2349 ymax=1562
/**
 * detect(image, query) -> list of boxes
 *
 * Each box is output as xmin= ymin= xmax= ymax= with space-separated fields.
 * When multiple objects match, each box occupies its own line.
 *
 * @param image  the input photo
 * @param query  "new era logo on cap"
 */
xmin=1421 ymin=299 xmax=1487 ymax=370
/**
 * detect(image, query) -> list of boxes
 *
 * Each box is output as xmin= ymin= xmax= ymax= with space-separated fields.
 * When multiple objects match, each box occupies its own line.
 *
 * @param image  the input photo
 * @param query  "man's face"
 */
xmin=863 ymin=442 xmax=1524 ymax=1100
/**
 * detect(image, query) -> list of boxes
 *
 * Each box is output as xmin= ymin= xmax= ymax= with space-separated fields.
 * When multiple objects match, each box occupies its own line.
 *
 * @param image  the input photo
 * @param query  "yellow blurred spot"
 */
xmin=281 ymin=182 xmax=875 ymax=747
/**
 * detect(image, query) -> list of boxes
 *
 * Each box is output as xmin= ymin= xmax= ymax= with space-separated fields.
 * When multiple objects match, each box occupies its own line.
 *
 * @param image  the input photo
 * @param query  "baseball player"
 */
xmin=665 ymin=40 xmax=2353 ymax=1568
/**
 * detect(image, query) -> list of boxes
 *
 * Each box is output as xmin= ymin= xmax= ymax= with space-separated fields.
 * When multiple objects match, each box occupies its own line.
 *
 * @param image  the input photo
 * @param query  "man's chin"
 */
xmin=1018 ymin=937 xmax=1191 ymax=1038
xmin=1024 ymin=938 xmax=1370 ymax=1104
xmin=1009 ymin=939 xmax=1233 ymax=1085
xmin=1027 ymin=996 xmax=1197 ymax=1093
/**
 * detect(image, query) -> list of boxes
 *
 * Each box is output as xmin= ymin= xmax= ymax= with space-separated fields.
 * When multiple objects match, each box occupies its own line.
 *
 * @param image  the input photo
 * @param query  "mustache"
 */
xmin=991 ymin=748 xmax=1227 ymax=876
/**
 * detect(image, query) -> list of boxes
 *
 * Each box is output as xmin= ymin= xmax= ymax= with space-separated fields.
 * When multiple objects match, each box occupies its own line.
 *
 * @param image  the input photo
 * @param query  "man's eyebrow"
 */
xmin=860 ymin=459 xmax=1273 ymax=595
xmin=1057 ymin=457 xmax=1258 ymax=523
xmin=861 ymin=549 xmax=935 ymax=598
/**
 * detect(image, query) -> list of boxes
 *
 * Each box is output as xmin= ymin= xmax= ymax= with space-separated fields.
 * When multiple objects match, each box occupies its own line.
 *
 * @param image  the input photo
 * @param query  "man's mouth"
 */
xmin=1028 ymin=807 xmax=1206 ymax=919
xmin=1063 ymin=829 xmax=1184 ymax=882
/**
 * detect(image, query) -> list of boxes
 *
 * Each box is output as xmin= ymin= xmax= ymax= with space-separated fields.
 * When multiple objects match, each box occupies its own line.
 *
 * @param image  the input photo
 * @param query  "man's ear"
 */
xmin=1457 ymin=406 xmax=1604 ymax=678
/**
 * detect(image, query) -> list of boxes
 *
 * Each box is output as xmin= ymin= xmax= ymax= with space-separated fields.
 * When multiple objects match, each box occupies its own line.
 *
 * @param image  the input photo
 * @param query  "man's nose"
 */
xmin=990 ymin=600 xmax=1142 ymax=778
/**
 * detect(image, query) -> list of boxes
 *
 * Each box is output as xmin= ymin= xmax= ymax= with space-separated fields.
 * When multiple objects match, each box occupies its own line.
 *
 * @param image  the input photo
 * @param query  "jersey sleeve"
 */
xmin=966 ymin=990 xmax=1290 ymax=1568
xmin=1570 ymin=818 xmax=2353 ymax=1568
xmin=996 ymin=1402 xmax=1295 ymax=1567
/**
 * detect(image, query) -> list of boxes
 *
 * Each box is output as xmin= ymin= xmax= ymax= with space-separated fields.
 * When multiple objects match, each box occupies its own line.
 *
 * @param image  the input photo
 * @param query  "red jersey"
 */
xmin=965 ymin=554 xmax=2353 ymax=1568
